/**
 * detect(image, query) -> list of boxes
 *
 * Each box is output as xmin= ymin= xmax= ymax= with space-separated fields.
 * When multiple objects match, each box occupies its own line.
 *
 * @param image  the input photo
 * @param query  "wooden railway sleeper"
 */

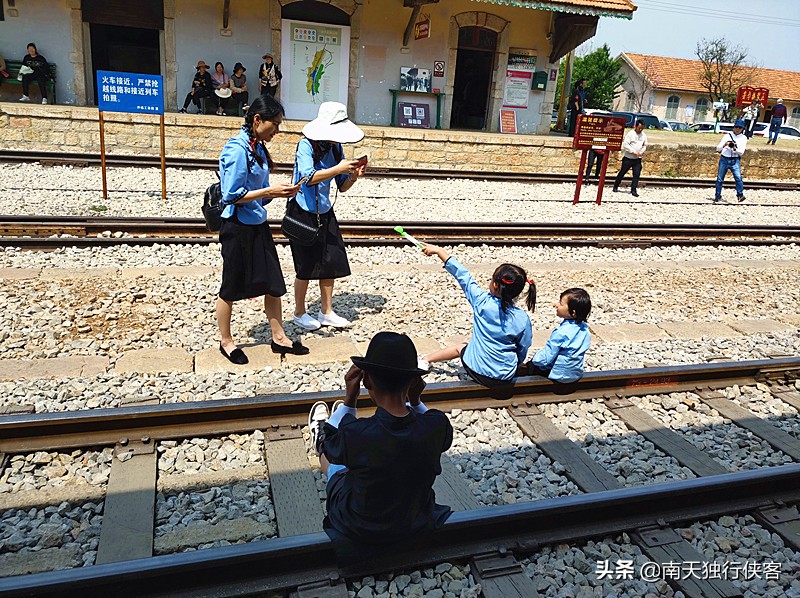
xmin=470 ymin=549 xmax=541 ymax=598
xmin=295 ymin=572 xmax=349 ymax=598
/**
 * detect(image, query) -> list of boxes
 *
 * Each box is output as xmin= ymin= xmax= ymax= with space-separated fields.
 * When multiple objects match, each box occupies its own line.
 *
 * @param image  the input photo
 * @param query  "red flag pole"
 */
xmin=596 ymin=150 xmax=609 ymax=205
xmin=573 ymin=149 xmax=587 ymax=205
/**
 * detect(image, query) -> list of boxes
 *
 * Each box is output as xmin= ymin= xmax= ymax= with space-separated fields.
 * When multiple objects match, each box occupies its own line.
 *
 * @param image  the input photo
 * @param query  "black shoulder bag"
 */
xmin=281 ymin=143 xmax=342 ymax=246
xmin=202 ymin=172 xmax=224 ymax=232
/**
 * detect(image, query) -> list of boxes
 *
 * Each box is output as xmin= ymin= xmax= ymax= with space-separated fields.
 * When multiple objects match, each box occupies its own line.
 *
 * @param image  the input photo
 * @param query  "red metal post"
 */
xmin=573 ymin=149 xmax=587 ymax=205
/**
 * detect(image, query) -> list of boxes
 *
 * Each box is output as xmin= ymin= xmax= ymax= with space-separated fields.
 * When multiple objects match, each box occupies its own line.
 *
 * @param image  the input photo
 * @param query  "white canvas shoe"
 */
xmin=41 ymin=98 xmax=47 ymax=104
xmin=19 ymin=95 xmax=30 ymax=102
xmin=318 ymin=310 xmax=351 ymax=328
xmin=293 ymin=312 xmax=321 ymax=331
xmin=308 ymin=401 xmax=330 ymax=455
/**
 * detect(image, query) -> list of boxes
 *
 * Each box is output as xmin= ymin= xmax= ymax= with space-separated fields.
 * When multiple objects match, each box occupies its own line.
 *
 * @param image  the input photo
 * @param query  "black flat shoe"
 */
xmin=219 ymin=343 xmax=248 ymax=365
xmin=271 ymin=340 xmax=310 ymax=356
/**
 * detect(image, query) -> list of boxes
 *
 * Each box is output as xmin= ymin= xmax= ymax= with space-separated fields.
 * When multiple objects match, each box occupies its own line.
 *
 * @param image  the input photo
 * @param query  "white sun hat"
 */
xmin=302 ymin=102 xmax=364 ymax=144
xmin=215 ymin=88 xmax=232 ymax=98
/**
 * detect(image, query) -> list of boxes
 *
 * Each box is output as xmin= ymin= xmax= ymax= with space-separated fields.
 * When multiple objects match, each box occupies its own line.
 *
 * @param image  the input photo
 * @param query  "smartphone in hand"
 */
xmin=296 ymin=174 xmax=312 ymax=186
xmin=355 ymin=155 xmax=368 ymax=168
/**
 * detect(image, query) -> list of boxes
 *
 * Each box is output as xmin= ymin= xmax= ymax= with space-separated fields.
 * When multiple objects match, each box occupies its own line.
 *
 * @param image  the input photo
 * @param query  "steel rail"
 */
xmin=1 ymin=358 xmax=796 ymax=454
xmin=1 ymin=149 xmax=798 ymax=191
xmin=0 ymin=465 xmax=798 ymax=598
xmin=2 ymin=217 xmax=800 ymax=249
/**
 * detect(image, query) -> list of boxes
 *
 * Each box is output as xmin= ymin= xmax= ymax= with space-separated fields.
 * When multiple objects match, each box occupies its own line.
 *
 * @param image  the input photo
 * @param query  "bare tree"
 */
xmin=627 ymin=56 xmax=660 ymax=112
xmin=695 ymin=37 xmax=757 ymax=105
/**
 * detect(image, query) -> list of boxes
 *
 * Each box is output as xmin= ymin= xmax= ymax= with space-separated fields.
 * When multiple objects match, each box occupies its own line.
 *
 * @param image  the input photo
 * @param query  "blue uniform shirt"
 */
xmin=445 ymin=257 xmax=532 ymax=381
xmin=219 ymin=130 xmax=271 ymax=225
xmin=532 ymin=319 xmax=591 ymax=383
xmin=293 ymin=138 xmax=349 ymax=214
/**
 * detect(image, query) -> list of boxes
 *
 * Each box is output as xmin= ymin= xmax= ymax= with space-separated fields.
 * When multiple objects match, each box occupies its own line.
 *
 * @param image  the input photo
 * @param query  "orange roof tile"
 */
xmin=471 ymin=1 xmax=636 ymax=19
xmin=623 ymin=53 xmax=800 ymax=102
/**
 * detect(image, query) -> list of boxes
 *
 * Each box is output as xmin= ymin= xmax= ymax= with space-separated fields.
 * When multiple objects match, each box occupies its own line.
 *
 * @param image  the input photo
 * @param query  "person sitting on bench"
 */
xmin=19 ymin=43 xmax=51 ymax=104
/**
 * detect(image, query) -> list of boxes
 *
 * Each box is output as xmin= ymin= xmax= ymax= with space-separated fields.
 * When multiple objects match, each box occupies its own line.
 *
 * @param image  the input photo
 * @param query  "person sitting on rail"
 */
xmin=519 ymin=288 xmax=591 ymax=383
xmin=308 ymin=332 xmax=453 ymax=547
xmin=417 ymin=244 xmax=535 ymax=388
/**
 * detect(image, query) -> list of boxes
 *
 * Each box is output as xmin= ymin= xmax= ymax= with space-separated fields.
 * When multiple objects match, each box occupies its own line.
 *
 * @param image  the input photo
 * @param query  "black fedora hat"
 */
xmin=233 ymin=62 xmax=246 ymax=73
xmin=351 ymin=332 xmax=428 ymax=377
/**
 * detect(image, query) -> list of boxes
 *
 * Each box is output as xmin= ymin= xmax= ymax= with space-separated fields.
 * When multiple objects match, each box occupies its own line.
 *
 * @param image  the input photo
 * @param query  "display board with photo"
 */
xmin=400 ymin=67 xmax=431 ymax=93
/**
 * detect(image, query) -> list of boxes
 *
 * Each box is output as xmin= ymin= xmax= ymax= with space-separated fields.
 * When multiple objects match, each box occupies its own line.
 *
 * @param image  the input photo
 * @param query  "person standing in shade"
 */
xmin=742 ymin=100 xmax=760 ymax=139
xmin=767 ymin=99 xmax=787 ymax=145
xmin=216 ymin=96 xmax=307 ymax=365
xmin=179 ymin=60 xmax=213 ymax=113
xmin=19 ymin=43 xmax=51 ymax=104
xmin=567 ymin=78 xmax=586 ymax=137
xmin=613 ymin=120 xmax=647 ymax=197
xmin=289 ymin=102 xmax=365 ymax=331
xmin=258 ymin=53 xmax=282 ymax=98
xmin=230 ymin=62 xmax=249 ymax=114
xmin=713 ymin=119 xmax=748 ymax=203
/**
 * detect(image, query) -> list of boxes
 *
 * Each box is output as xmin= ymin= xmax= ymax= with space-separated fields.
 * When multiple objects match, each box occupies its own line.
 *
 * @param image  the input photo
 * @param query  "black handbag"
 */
xmin=281 ymin=193 xmax=321 ymax=246
xmin=202 ymin=181 xmax=224 ymax=232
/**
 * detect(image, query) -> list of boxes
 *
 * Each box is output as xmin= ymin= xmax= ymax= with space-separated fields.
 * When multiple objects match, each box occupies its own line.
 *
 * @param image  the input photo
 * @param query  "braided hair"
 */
xmin=492 ymin=263 xmax=537 ymax=314
xmin=242 ymin=95 xmax=284 ymax=170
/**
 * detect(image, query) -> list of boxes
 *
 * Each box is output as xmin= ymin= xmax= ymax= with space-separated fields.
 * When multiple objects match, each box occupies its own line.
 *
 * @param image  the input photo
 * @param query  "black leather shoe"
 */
xmin=612 ymin=187 xmax=619 ymax=192
xmin=219 ymin=343 xmax=248 ymax=365
xmin=271 ymin=340 xmax=310 ymax=356
xmin=631 ymin=190 xmax=639 ymax=197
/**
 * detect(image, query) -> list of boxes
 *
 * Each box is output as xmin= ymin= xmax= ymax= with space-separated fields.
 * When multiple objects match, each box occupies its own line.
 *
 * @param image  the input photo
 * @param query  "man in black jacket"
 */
xmin=308 ymin=332 xmax=453 ymax=547
xmin=179 ymin=60 xmax=213 ymax=113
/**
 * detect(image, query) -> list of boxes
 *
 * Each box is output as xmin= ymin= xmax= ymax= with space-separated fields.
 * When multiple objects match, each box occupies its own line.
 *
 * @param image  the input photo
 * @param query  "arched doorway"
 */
xmin=450 ymin=27 xmax=497 ymax=129
xmin=445 ymin=12 xmax=509 ymax=131
xmin=270 ymin=0 xmax=362 ymax=120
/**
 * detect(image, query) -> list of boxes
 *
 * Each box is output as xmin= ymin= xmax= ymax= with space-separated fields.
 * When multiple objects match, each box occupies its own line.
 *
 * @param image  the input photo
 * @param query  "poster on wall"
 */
xmin=398 ymin=102 xmax=430 ymax=128
xmin=503 ymin=48 xmax=536 ymax=109
xmin=281 ymin=19 xmax=350 ymax=121
xmin=400 ymin=67 xmax=431 ymax=93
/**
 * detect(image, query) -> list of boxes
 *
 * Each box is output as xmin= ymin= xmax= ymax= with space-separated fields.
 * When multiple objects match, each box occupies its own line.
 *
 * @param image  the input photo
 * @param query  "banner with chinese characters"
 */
xmin=281 ymin=19 xmax=350 ymax=120
xmin=414 ymin=18 xmax=430 ymax=40
xmin=96 ymin=70 xmax=163 ymax=114
xmin=573 ymin=115 xmax=626 ymax=151
xmin=736 ymin=86 xmax=769 ymax=107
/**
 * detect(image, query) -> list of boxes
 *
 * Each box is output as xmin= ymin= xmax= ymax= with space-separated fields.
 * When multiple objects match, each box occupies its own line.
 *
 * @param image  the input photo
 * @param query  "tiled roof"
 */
xmin=623 ymin=53 xmax=800 ymax=102
xmin=470 ymin=0 xmax=637 ymax=19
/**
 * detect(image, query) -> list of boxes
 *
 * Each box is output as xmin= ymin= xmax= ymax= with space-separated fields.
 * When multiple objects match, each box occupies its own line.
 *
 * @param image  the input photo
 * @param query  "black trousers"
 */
xmin=614 ymin=157 xmax=642 ymax=192
xmin=21 ymin=72 xmax=49 ymax=100
xmin=585 ymin=149 xmax=604 ymax=177
xmin=182 ymin=89 xmax=211 ymax=110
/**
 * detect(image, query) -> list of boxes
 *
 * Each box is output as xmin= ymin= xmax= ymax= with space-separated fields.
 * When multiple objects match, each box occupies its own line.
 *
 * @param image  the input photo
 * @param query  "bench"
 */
xmin=3 ymin=60 xmax=57 ymax=103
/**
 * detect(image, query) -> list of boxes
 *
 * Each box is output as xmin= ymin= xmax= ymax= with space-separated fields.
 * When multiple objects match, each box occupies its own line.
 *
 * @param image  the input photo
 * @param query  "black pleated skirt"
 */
xmin=218 ymin=216 xmax=287 ymax=301
xmin=287 ymin=200 xmax=351 ymax=281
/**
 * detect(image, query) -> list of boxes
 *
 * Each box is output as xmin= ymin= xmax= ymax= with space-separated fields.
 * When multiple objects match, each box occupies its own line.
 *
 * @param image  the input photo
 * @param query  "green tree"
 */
xmin=573 ymin=45 xmax=626 ymax=109
xmin=552 ymin=45 xmax=627 ymax=111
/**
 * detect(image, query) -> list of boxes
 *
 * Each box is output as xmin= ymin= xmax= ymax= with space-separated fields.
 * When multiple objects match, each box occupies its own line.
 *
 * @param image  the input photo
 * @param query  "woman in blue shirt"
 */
xmin=288 ymin=102 xmax=366 ymax=331
xmin=216 ymin=95 xmax=306 ymax=365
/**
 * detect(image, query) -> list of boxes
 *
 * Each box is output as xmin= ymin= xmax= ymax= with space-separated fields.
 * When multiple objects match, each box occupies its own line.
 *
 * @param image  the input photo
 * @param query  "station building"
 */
xmin=0 ymin=0 xmax=635 ymax=134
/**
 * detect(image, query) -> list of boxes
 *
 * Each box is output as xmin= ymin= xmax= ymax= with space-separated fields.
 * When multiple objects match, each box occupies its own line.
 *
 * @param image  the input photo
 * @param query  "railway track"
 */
xmin=1 ymin=358 xmax=799 ymax=597
xmin=3 ymin=216 xmax=800 ymax=249
xmin=2 ymin=149 xmax=799 ymax=191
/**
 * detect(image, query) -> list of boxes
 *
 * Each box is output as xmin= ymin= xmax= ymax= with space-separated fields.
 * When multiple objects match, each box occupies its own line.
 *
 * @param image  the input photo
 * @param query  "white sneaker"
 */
xmin=19 ymin=95 xmax=30 ymax=102
xmin=293 ymin=312 xmax=321 ymax=331
xmin=332 ymin=400 xmax=345 ymax=413
xmin=41 ymin=98 xmax=47 ymax=105
xmin=417 ymin=357 xmax=430 ymax=372
xmin=308 ymin=401 xmax=330 ymax=455
xmin=318 ymin=310 xmax=351 ymax=328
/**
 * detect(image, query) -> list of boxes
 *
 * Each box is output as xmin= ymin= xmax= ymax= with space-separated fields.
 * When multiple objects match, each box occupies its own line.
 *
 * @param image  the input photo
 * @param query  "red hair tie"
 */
xmin=526 ymin=278 xmax=535 ymax=285
xmin=501 ymin=275 xmax=515 ymax=285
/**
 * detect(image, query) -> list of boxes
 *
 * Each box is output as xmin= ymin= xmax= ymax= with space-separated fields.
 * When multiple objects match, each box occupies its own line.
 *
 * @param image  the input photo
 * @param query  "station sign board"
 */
xmin=736 ymin=86 xmax=769 ymax=107
xmin=572 ymin=115 xmax=626 ymax=151
xmin=96 ymin=70 xmax=163 ymax=115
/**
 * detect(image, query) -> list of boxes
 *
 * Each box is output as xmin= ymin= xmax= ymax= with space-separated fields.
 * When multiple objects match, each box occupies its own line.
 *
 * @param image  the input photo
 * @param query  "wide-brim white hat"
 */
xmin=215 ymin=88 xmax=232 ymax=99
xmin=302 ymin=102 xmax=364 ymax=144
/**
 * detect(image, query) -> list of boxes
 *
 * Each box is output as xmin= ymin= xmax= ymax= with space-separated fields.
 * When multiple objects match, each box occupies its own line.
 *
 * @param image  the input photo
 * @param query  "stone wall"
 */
xmin=1 ymin=103 xmax=798 ymax=180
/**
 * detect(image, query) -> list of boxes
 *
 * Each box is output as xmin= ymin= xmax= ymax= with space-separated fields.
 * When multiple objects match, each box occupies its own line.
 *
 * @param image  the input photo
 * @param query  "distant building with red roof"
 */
xmin=614 ymin=52 xmax=800 ymax=125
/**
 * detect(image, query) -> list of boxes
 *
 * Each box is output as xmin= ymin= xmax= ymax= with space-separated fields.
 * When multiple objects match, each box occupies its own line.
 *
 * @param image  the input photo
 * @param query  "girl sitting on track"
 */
xmin=520 ymin=288 xmax=591 ymax=383
xmin=418 ymin=243 xmax=536 ymax=387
